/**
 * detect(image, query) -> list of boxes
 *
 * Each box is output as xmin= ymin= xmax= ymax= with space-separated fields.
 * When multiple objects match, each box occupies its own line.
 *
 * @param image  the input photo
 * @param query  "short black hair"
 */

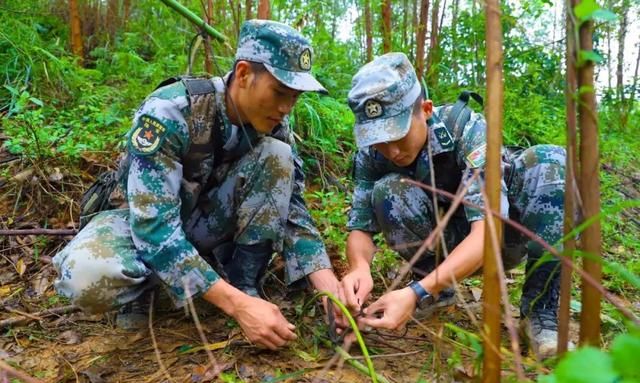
xmin=412 ymin=93 xmax=424 ymax=116
xmin=228 ymin=60 xmax=267 ymax=84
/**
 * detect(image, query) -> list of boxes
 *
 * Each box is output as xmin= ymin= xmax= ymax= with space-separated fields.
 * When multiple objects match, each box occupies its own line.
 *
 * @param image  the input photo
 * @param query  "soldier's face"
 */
xmin=373 ymin=100 xmax=433 ymax=167
xmin=236 ymin=64 xmax=302 ymax=134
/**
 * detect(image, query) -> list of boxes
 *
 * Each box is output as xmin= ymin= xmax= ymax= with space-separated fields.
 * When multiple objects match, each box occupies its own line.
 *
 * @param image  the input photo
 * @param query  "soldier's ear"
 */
xmin=234 ymin=61 xmax=252 ymax=88
xmin=422 ymin=99 xmax=434 ymax=119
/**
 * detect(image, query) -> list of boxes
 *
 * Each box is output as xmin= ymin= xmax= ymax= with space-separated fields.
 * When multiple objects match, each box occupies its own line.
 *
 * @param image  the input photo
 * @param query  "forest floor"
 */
xmin=0 ymin=133 xmax=638 ymax=383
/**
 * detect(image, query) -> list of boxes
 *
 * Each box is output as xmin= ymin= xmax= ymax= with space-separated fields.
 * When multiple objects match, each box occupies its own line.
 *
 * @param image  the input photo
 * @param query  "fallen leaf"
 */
xmin=470 ymin=287 xmax=482 ymax=302
xmin=57 ymin=330 xmax=82 ymax=345
xmin=15 ymin=258 xmax=26 ymax=276
xmin=31 ymin=275 xmax=49 ymax=296
xmin=0 ymin=285 xmax=12 ymax=298
xmin=80 ymin=365 xmax=114 ymax=383
xmin=48 ymin=167 xmax=64 ymax=182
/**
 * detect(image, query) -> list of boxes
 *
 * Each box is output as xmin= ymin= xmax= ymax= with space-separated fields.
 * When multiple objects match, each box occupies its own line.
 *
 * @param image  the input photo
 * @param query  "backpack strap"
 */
xmin=444 ymin=90 xmax=484 ymax=140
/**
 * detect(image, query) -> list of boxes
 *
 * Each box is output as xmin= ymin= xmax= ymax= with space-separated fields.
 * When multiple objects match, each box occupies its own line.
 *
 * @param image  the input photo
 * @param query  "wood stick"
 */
xmin=0 ymin=359 xmax=45 ymax=383
xmin=0 ymin=229 xmax=77 ymax=236
xmin=0 ymin=305 xmax=79 ymax=328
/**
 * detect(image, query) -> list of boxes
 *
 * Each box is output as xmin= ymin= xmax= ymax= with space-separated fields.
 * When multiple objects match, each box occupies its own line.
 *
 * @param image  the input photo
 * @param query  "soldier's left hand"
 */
xmin=308 ymin=269 xmax=348 ymax=330
xmin=357 ymin=287 xmax=416 ymax=331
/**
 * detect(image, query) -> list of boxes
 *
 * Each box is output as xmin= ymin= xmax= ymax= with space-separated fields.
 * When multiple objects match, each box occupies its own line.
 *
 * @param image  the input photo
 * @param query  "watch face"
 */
xmin=418 ymin=294 xmax=435 ymax=309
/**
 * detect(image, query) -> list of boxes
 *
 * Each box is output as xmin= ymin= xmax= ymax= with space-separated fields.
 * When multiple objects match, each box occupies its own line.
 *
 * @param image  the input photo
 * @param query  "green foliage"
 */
xmin=539 ymin=329 xmax=640 ymax=383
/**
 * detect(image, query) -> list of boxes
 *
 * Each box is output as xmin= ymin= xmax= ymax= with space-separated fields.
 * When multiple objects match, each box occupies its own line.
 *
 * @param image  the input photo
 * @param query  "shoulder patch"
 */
xmin=433 ymin=125 xmax=454 ymax=150
xmin=465 ymin=143 xmax=487 ymax=168
xmin=129 ymin=115 xmax=168 ymax=156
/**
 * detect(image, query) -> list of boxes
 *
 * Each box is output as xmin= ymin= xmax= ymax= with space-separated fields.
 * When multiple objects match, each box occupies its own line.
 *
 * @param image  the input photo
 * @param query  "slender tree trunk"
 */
xmin=203 ymin=0 xmax=214 ymax=74
xmin=228 ymin=0 xmax=240 ymax=37
xmin=482 ymin=0 xmax=504 ymax=380
xmin=622 ymin=41 xmax=640 ymax=129
xmin=451 ymin=0 xmax=459 ymax=77
xmin=415 ymin=0 xmax=430 ymax=81
xmin=410 ymin=0 xmax=418 ymax=60
xmin=426 ymin=0 xmax=440 ymax=87
xmin=245 ymin=0 xmax=252 ymax=20
xmin=106 ymin=0 xmax=118 ymax=42
xmin=606 ymin=3 xmax=612 ymax=91
xmin=402 ymin=0 xmax=409 ymax=51
xmin=69 ymin=0 xmax=84 ymax=64
xmin=616 ymin=2 xmax=628 ymax=103
xmin=576 ymin=0 xmax=603 ymax=348
xmin=472 ymin=0 xmax=481 ymax=85
xmin=365 ymin=0 xmax=373 ymax=61
xmin=123 ymin=0 xmax=131 ymax=31
xmin=257 ymin=0 xmax=269 ymax=19
xmin=382 ymin=0 xmax=392 ymax=53
xmin=558 ymin=0 xmax=578 ymax=356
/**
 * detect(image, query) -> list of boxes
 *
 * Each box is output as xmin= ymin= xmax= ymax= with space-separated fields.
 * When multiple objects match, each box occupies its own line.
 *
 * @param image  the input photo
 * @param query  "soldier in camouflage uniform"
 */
xmin=341 ymin=53 xmax=571 ymax=359
xmin=53 ymin=20 xmax=344 ymax=350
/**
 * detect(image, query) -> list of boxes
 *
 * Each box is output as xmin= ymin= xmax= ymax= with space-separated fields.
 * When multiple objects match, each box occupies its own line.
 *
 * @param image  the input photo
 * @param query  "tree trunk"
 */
xmin=616 ymin=2 xmax=628 ymax=103
xmin=410 ymin=0 xmax=418 ymax=60
xmin=402 ymin=0 xmax=409 ymax=50
xmin=606 ymin=0 xmax=612 ymax=90
xmin=106 ymin=0 xmax=118 ymax=42
xmin=228 ymin=0 xmax=240 ymax=37
xmin=426 ymin=0 xmax=440 ymax=87
xmin=576 ymin=0 xmax=603 ymax=348
xmin=365 ymin=0 xmax=373 ymax=61
xmin=123 ymin=0 xmax=131 ymax=30
xmin=451 ymin=0 xmax=459 ymax=76
xmin=245 ymin=0 xmax=252 ymax=20
xmin=69 ymin=0 xmax=84 ymax=64
xmin=382 ymin=0 xmax=392 ymax=53
xmin=204 ymin=0 xmax=214 ymax=74
xmin=558 ymin=0 xmax=578 ymax=356
xmin=257 ymin=0 xmax=269 ymax=19
xmin=622 ymin=41 xmax=640 ymax=129
xmin=482 ymin=0 xmax=504 ymax=380
xmin=415 ymin=0 xmax=430 ymax=81
xmin=472 ymin=0 xmax=481 ymax=85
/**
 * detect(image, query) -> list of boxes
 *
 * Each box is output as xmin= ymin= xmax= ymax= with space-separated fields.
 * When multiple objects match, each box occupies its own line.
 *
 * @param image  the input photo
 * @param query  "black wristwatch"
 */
xmin=408 ymin=281 xmax=435 ymax=309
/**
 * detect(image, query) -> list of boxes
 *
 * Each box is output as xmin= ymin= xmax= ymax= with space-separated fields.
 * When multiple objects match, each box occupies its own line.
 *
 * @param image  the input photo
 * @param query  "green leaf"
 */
xmin=554 ymin=347 xmax=617 ymax=383
xmin=29 ymin=97 xmax=43 ymax=107
xmin=579 ymin=50 xmax=604 ymax=64
xmin=611 ymin=333 xmax=640 ymax=379
xmin=574 ymin=0 xmax=599 ymax=21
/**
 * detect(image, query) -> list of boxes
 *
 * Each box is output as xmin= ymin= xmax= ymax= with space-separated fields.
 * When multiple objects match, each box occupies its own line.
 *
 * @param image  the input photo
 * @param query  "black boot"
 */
xmin=520 ymin=253 xmax=571 ymax=359
xmin=223 ymin=242 xmax=273 ymax=298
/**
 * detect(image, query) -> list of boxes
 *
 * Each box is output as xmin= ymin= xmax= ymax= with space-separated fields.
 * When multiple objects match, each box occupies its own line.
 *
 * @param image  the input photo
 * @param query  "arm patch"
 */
xmin=128 ymin=115 xmax=168 ymax=156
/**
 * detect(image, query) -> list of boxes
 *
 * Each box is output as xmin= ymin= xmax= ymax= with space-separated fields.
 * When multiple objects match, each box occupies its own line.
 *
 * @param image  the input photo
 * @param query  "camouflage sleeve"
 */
xmin=126 ymin=83 xmax=220 ymax=304
xmin=347 ymin=149 xmax=380 ymax=233
xmin=282 ymin=147 xmax=333 ymax=284
xmin=457 ymin=112 xmax=509 ymax=222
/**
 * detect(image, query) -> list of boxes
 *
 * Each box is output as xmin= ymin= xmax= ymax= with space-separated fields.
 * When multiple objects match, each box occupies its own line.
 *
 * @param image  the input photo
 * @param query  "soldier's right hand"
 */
xmin=233 ymin=295 xmax=297 ymax=350
xmin=341 ymin=265 xmax=374 ymax=314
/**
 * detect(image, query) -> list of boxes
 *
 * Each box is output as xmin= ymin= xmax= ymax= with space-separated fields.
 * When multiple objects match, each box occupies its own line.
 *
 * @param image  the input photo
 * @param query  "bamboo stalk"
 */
xmin=158 ymin=0 xmax=227 ymax=42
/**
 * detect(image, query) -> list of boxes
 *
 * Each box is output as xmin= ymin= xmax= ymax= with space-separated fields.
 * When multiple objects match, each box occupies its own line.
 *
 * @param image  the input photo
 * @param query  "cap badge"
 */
xmin=299 ymin=49 xmax=312 ymax=70
xmin=364 ymin=100 xmax=383 ymax=118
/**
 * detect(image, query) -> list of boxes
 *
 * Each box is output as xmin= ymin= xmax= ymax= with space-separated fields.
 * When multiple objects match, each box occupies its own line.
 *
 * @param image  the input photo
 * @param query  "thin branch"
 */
xmin=0 ymin=229 xmax=77 ymax=236
xmin=0 ymin=359 xmax=45 ymax=383
xmin=148 ymin=292 xmax=174 ymax=382
xmin=0 ymin=305 xmax=79 ymax=329
xmin=403 ymin=178 xmax=639 ymax=326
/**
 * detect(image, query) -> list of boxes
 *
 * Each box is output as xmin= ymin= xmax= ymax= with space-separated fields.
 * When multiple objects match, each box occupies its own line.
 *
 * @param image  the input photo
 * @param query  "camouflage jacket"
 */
xmin=115 ymin=76 xmax=330 ymax=302
xmin=347 ymin=105 xmax=510 ymax=233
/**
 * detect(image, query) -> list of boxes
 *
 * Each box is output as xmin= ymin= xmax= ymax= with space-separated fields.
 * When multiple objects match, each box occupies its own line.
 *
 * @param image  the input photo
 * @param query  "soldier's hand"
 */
xmin=308 ymin=269 xmax=348 ymax=331
xmin=233 ymin=295 xmax=297 ymax=350
xmin=358 ymin=287 xmax=416 ymax=331
xmin=341 ymin=265 xmax=374 ymax=314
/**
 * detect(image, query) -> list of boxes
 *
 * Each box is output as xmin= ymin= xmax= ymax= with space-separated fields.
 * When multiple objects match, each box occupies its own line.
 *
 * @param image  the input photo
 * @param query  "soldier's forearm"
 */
xmin=346 ymin=230 xmax=376 ymax=270
xmin=419 ymin=220 xmax=485 ymax=296
xmin=202 ymin=279 xmax=248 ymax=318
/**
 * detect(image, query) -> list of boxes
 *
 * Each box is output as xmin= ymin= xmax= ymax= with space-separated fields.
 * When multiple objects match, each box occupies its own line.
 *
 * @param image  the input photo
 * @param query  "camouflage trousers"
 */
xmin=53 ymin=138 xmax=294 ymax=313
xmin=372 ymin=145 xmax=565 ymax=315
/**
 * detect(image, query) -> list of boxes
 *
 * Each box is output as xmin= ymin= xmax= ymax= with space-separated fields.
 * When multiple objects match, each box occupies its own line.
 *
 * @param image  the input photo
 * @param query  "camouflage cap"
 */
xmin=348 ymin=52 xmax=422 ymax=148
xmin=235 ymin=19 xmax=327 ymax=94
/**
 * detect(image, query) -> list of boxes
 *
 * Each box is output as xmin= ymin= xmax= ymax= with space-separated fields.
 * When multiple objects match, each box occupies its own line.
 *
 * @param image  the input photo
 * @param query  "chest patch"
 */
xmin=129 ymin=115 xmax=167 ymax=156
xmin=433 ymin=125 xmax=454 ymax=150
xmin=466 ymin=143 xmax=487 ymax=168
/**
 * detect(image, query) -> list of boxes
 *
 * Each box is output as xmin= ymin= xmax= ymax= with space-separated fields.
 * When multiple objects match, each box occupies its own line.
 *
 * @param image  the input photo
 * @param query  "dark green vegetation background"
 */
xmin=1 ymin=0 xmax=639 ymax=381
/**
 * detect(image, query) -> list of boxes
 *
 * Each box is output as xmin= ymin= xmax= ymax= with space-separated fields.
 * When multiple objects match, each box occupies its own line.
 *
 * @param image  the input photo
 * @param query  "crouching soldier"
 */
xmin=53 ymin=20 xmax=343 ymax=350
xmin=341 ymin=52 xmax=572 ymax=359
